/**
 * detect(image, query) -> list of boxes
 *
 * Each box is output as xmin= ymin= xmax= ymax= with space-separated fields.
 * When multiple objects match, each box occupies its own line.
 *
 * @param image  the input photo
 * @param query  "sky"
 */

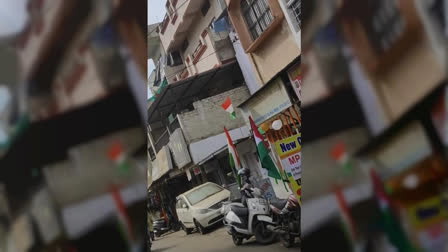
xmin=147 ymin=0 xmax=166 ymax=98
xmin=0 ymin=0 xmax=28 ymax=38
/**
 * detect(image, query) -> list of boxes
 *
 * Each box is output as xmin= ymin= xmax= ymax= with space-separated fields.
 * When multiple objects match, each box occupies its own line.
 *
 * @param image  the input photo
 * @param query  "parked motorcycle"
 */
xmin=153 ymin=218 xmax=170 ymax=237
xmin=268 ymin=194 xmax=301 ymax=248
xmin=221 ymin=168 xmax=277 ymax=246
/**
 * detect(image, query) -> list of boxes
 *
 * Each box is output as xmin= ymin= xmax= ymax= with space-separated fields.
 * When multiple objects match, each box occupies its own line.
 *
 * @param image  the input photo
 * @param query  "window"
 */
xmin=241 ymin=0 xmax=274 ymax=40
xmin=287 ymin=0 xmax=301 ymax=30
xmin=201 ymin=1 xmax=211 ymax=16
xmin=181 ymin=39 xmax=189 ymax=52
xmin=184 ymin=184 xmax=223 ymax=205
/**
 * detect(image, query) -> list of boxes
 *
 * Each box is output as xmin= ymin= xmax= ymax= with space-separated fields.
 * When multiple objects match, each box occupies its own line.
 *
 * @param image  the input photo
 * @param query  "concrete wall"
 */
xmin=301 ymin=127 xmax=370 ymax=200
xmin=178 ymin=86 xmax=250 ymax=143
xmin=43 ymin=128 xmax=146 ymax=206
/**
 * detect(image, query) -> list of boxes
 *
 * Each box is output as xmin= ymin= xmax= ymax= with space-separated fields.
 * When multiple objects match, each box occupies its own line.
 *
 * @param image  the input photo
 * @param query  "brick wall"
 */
xmin=178 ymin=86 xmax=250 ymax=143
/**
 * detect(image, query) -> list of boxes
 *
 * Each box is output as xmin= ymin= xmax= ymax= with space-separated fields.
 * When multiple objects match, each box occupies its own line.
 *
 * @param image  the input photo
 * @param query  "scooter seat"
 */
xmin=231 ymin=205 xmax=249 ymax=218
xmin=271 ymin=198 xmax=288 ymax=210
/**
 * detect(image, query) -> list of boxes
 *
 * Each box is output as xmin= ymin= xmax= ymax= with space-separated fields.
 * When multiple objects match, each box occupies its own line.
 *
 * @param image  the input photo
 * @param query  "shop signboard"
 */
xmin=168 ymin=128 xmax=191 ymax=169
xmin=407 ymin=195 xmax=448 ymax=230
xmin=273 ymin=133 xmax=302 ymax=203
xmin=30 ymin=188 xmax=62 ymax=243
xmin=287 ymin=62 xmax=301 ymax=101
xmin=274 ymin=133 xmax=302 ymax=180
xmin=240 ymin=78 xmax=292 ymax=126
xmin=151 ymin=146 xmax=173 ymax=182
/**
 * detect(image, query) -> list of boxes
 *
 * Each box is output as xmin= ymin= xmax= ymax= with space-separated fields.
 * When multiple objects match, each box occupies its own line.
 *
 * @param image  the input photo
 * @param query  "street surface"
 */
xmin=151 ymin=226 xmax=299 ymax=252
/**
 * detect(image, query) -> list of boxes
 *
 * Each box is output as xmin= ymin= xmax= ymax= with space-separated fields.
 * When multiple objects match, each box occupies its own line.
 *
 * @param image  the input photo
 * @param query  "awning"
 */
xmin=189 ymin=126 xmax=250 ymax=165
xmin=147 ymin=60 xmax=244 ymax=124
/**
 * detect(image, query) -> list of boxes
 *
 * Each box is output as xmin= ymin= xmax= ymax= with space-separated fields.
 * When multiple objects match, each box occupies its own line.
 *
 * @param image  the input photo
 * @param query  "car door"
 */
xmin=179 ymin=197 xmax=194 ymax=228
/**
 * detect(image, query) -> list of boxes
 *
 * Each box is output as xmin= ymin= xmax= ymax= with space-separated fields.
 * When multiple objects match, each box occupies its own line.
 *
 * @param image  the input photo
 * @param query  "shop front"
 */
xmin=239 ymin=57 xmax=302 ymax=201
xmin=355 ymin=82 xmax=448 ymax=251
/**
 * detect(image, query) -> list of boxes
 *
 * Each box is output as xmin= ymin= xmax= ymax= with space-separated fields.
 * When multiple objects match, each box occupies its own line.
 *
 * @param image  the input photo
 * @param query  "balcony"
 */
xmin=159 ymin=0 xmax=207 ymax=52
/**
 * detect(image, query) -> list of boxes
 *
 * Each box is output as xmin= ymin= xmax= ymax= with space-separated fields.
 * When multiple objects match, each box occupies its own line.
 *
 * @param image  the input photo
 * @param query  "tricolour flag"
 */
xmin=249 ymin=116 xmax=282 ymax=180
xmin=333 ymin=186 xmax=358 ymax=245
xmin=107 ymin=141 xmax=130 ymax=174
xmin=110 ymin=186 xmax=135 ymax=249
xmin=330 ymin=141 xmax=352 ymax=173
xmin=221 ymin=97 xmax=236 ymax=119
xmin=369 ymin=168 xmax=417 ymax=252
xmin=224 ymin=127 xmax=242 ymax=187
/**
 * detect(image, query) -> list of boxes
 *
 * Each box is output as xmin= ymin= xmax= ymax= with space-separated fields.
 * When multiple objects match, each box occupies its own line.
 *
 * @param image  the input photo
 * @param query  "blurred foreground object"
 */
xmin=0 ymin=0 xmax=147 ymax=251
xmin=301 ymin=0 xmax=448 ymax=251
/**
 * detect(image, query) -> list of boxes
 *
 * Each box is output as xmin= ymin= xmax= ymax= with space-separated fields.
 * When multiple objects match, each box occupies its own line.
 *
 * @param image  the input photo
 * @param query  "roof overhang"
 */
xmin=147 ymin=60 xmax=244 ymax=125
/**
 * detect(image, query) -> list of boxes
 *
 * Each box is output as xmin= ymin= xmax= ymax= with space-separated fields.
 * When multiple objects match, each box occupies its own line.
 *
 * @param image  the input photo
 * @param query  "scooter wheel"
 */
xmin=281 ymin=234 xmax=295 ymax=248
xmin=232 ymin=233 xmax=243 ymax=246
xmin=254 ymin=222 xmax=277 ymax=245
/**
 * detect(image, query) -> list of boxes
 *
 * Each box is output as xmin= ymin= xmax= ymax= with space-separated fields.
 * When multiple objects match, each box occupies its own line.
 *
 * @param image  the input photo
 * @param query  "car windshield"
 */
xmin=185 ymin=184 xmax=223 ymax=206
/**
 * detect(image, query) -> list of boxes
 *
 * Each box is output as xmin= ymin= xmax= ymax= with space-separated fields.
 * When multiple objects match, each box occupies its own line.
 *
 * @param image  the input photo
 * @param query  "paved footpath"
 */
xmin=151 ymin=226 xmax=300 ymax=252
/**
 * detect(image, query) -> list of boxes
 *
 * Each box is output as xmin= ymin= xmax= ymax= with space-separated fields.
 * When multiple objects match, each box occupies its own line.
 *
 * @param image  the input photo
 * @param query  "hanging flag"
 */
xmin=224 ymin=127 xmax=242 ymax=187
xmin=107 ymin=141 xmax=130 ymax=174
xmin=330 ymin=141 xmax=352 ymax=173
xmin=333 ymin=186 xmax=358 ymax=245
xmin=110 ymin=186 xmax=135 ymax=249
xmin=369 ymin=168 xmax=417 ymax=252
xmin=221 ymin=97 xmax=236 ymax=119
xmin=249 ymin=116 xmax=282 ymax=180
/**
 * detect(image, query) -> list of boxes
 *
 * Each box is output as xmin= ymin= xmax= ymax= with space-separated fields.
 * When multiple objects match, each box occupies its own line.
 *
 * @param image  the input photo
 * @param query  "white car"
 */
xmin=176 ymin=182 xmax=231 ymax=235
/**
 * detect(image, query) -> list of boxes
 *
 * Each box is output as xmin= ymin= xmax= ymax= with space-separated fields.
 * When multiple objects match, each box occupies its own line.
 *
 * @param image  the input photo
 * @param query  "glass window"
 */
xmin=241 ymin=0 xmax=274 ymax=40
xmin=184 ymin=183 xmax=223 ymax=205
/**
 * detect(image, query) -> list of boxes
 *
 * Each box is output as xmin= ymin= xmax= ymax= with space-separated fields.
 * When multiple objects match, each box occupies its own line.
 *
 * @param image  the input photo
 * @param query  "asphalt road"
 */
xmin=151 ymin=225 xmax=300 ymax=252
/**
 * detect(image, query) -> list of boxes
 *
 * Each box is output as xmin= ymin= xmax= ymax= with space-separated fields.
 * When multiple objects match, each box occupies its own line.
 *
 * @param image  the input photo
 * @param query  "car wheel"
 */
xmin=254 ymin=222 xmax=277 ymax=245
xmin=181 ymin=222 xmax=192 ymax=235
xmin=232 ymin=233 xmax=243 ymax=246
xmin=194 ymin=219 xmax=207 ymax=235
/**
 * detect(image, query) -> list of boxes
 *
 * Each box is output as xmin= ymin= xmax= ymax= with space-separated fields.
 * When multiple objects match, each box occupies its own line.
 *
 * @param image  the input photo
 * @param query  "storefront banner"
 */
xmin=168 ymin=128 xmax=191 ymax=169
xmin=288 ymin=62 xmax=301 ymax=101
xmin=151 ymin=146 xmax=173 ymax=182
xmin=407 ymin=196 xmax=448 ymax=230
xmin=240 ymin=78 xmax=292 ymax=126
xmin=417 ymin=222 xmax=447 ymax=252
xmin=274 ymin=133 xmax=302 ymax=180
xmin=30 ymin=188 xmax=62 ymax=243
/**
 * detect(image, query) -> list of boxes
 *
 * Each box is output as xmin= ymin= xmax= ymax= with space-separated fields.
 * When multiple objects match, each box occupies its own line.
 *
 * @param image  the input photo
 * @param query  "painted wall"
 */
xmin=248 ymin=20 xmax=300 ymax=84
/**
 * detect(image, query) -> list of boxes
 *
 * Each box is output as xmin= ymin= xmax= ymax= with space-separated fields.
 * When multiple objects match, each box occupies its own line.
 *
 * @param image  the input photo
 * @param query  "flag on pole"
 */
xmin=249 ymin=116 xmax=282 ymax=180
xmin=224 ymin=127 xmax=242 ymax=187
xmin=333 ymin=186 xmax=358 ymax=244
xmin=369 ymin=168 xmax=417 ymax=252
xmin=330 ymin=141 xmax=352 ymax=173
xmin=107 ymin=141 xmax=130 ymax=174
xmin=110 ymin=185 xmax=135 ymax=249
xmin=221 ymin=97 xmax=236 ymax=119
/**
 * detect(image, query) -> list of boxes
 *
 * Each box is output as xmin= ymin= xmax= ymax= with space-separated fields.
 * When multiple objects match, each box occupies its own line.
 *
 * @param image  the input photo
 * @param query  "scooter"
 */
xmin=221 ymin=185 xmax=277 ymax=246
xmin=268 ymin=194 xmax=301 ymax=248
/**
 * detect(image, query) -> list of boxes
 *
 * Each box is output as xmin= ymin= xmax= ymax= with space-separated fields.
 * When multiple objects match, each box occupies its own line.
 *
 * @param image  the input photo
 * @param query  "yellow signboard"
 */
xmin=407 ymin=196 xmax=448 ymax=230
xmin=274 ymin=133 xmax=302 ymax=203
